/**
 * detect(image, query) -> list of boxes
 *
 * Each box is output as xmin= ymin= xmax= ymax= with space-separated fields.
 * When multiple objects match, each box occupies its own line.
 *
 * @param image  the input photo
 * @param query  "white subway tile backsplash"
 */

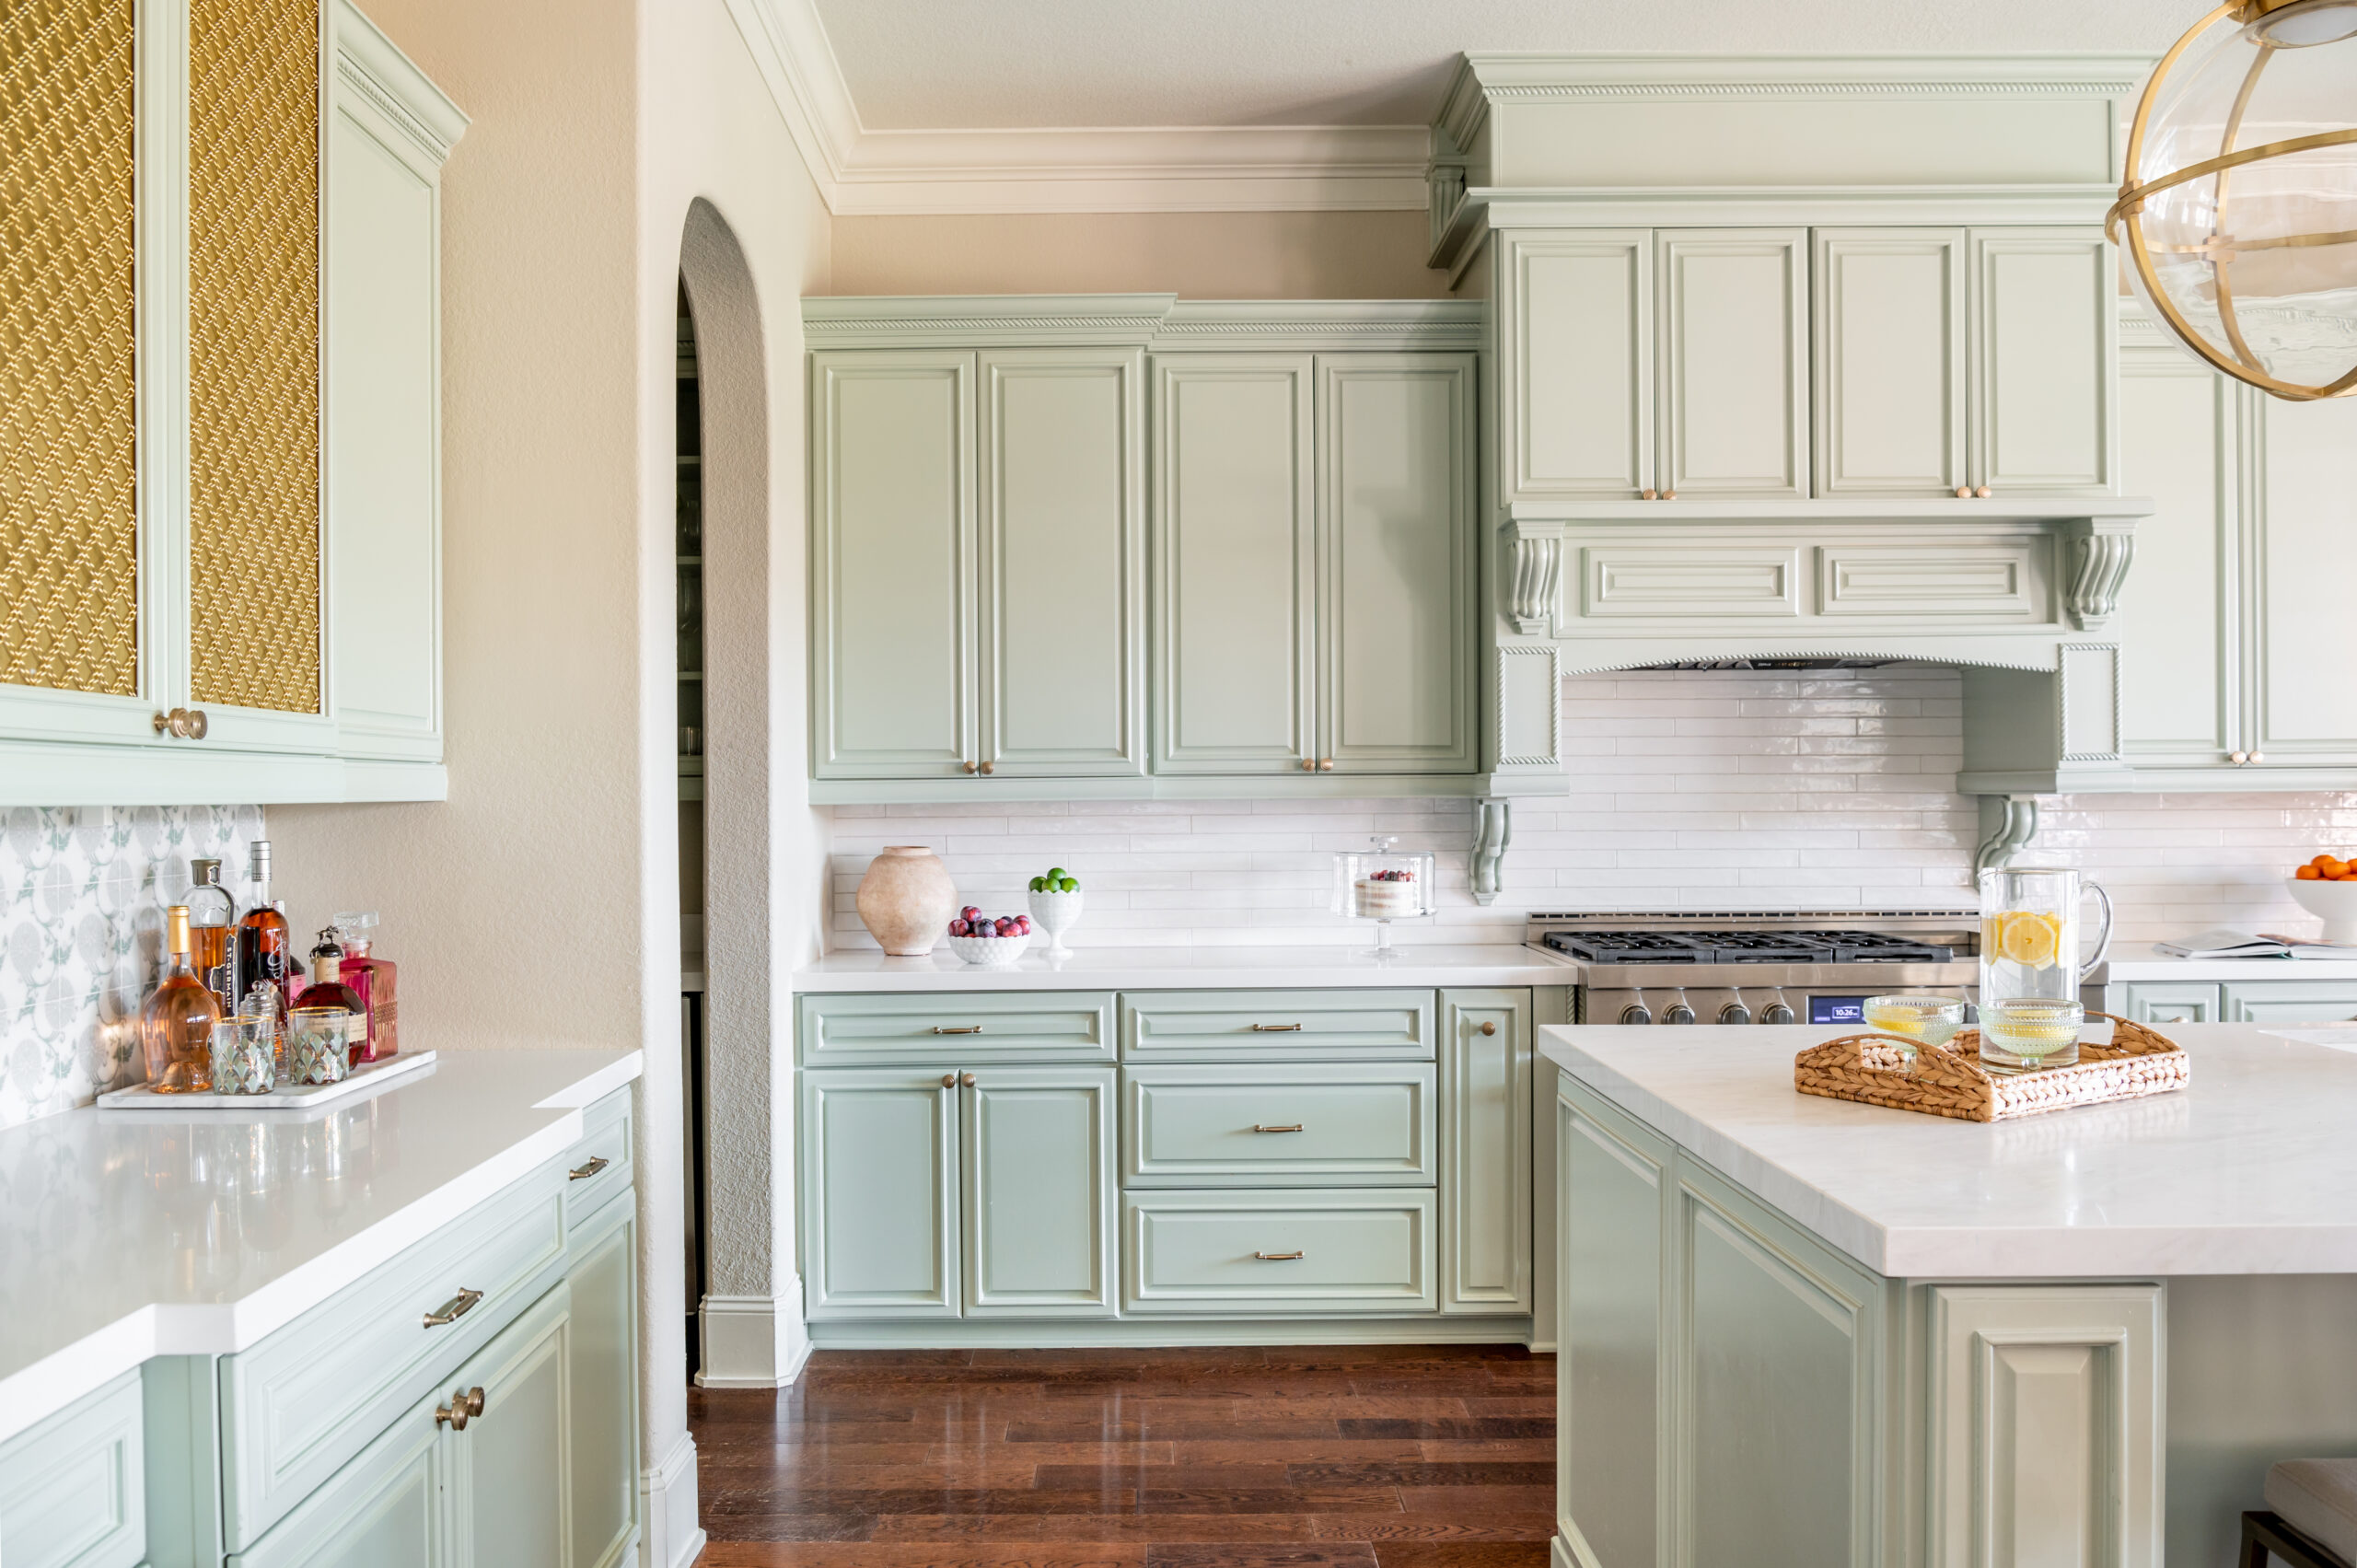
xmin=824 ymin=668 xmax=2357 ymax=952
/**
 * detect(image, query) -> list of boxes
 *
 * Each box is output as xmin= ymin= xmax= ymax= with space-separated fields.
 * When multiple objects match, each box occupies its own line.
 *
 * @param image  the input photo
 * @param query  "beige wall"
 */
xmin=828 ymin=208 xmax=1446 ymax=297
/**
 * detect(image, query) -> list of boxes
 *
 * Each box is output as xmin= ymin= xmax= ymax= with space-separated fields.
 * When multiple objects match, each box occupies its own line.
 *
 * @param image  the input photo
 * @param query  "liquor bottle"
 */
xmin=185 ymin=857 xmax=239 ymax=1019
xmin=236 ymin=840 xmax=293 ymax=1026
xmin=334 ymin=911 xmax=399 ymax=1061
xmin=296 ymin=931 xmax=366 ymax=1016
xmin=140 ymin=905 xmax=223 ymax=1092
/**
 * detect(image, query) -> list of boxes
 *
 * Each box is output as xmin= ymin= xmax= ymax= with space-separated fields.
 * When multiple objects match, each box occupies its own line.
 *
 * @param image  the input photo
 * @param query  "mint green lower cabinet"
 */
xmin=1121 ymin=1189 xmax=1437 ymax=1315
xmin=1120 ymin=1063 xmax=1435 ymax=1188
xmin=963 ymin=1066 xmax=1118 ymax=1317
xmin=226 ymin=1383 xmax=447 ymax=1568
xmin=1120 ymin=990 xmax=1435 ymax=1063
xmin=801 ymin=1068 xmax=958 ymax=1318
xmin=1438 ymin=990 xmax=1532 ymax=1314
xmin=2108 ymin=982 xmax=2223 ymax=1025
xmin=564 ymin=1195 xmax=639 ymax=1568
xmin=2220 ymin=982 xmax=2357 ymax=1024
xmin=452 ymin=1283 xmax=575 ymax=1568
xmin=798 ymin=992 xmax=1116 ymax=1067
xmin=0 ymin=1369 xmax=145 ymax=1568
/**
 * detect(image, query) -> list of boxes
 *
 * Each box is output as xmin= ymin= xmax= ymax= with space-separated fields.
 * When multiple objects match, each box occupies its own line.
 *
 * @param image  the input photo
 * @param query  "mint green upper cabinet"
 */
xmin=811 ymin=350 xmax=977 ymax=778
xmin=2253 ymin=393 xmax=2357 ymax=768
xmin=1656 ymin=230 xmax=1808 ymax=500
xmin=801 ymin=1068 xmax=959 ymax=1318
xmin=1499 ymin=232 xmax=1653 ymax=500
xmin=1969 ymin=228 xmax=2114 ymax=494
xmin=1151 ymin=354 xmax=1318 ymax=774
xmin=1316 ymin=354 xmax=1477 ymax=772
xmin=961 ymin=1065 xmax=1118 ymax=1317
xmin=1812 ymin=228 xmax=1966 ymax=497
xmin=2118 ymin=340 xmax=2236 ymax=765
xmin=979 ymin=350 xmax=1145 ymax=776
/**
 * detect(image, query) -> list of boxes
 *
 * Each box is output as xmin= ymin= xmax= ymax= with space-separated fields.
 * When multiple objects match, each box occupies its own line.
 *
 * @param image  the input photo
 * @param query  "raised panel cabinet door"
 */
xmin=2253 ymin=393 xmax=2357 ymax=766
xmin=1969 ymin=227 xmax=2115 ymax=494
xmin=961 ymin=1066 xmax=1117 ymax=1317
xmin=1315 ymin=354 xmax=1476 ymax=773
xmin=801 ymin=1068 xmax=959 ymax=1318
xmin=1658 ymin=229 xmax=1808 ymax=498
xmin=226 ymin=1385 xmax=448 ymax=1568
xmin=1439 ymin=990 xmax=1532 ymax=1313
xmin=2117 ymin=342 xmax=2237 ymax=763
xmin=978 ymin=349 xmax=1145 ymax=776
xmin=0 ymin=1369 xmax=145 ymax=1568
xmin=564 ymin=1195 xmax=638 ymax=1568
xmin=810 ymin=350 xmax=978 ymax=778
xmin=450 ymin=1283 xmax=574 ymax=1568
xmin=1498 ymin=231 xmax=1654 ymax=499
xmin=1151 ymin=354 xmax=1316 ymax=773
xmin=2221 ymin=983 xmax=2357 ymax=1024
xmin=1812 ymin=228 xmax=1966 ymax=496
xmin=2114 ymin=982 xmax=2223 ymax=1025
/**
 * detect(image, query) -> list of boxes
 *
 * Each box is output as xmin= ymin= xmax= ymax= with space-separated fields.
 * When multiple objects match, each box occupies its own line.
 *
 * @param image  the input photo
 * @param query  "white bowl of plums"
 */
xmin=946 ymin=905 xmax=1031 ymax=966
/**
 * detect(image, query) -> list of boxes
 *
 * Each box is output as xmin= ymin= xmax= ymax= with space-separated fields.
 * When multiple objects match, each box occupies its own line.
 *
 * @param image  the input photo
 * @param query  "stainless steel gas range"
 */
xmin=1526 ymin=911 xmax=1981 ymax=1027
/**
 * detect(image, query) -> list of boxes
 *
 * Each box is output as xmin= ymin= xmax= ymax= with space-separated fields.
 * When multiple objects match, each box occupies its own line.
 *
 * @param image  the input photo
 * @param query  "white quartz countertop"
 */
xmin=2093 ymin=949 xmax=2357 ymax=982
xmin=1540 ymin=1022 xmax=2357 ymax=1280
xmin=792 ymin=943 xmax=1581 ymax=993
xmin=0 ymin=1047 xmax=641 ymax=1446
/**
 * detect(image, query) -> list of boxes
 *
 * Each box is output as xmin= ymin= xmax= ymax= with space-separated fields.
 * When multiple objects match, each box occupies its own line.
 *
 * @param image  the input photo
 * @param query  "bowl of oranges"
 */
xmin=2290 ymin=855 xmax=2357 ymax=943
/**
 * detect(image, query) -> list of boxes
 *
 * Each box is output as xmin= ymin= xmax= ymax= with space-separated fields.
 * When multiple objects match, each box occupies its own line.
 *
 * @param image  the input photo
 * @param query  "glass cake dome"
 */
xmin=1331 ymin=834 xmax=1436 ymax=957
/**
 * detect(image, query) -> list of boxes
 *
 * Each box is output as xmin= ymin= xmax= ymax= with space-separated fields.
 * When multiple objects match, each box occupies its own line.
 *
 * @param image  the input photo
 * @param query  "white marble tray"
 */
xmin=97 ymin=1050 xmax=436 ymax=1111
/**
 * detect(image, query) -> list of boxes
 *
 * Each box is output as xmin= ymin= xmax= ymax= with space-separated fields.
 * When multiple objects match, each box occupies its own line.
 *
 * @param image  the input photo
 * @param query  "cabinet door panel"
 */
xmin=1316 ymin=354 xmax=1475 ymax=772
xmin=1439 ymin=990 xmax=1531 ymax=1313
xmin=1502 ymin=232 xmax=1653 ymax=499
xmin=0 ymin=1370 xmax=145 ymax=1568
xmin=454 ymin=1283 xmax=574 ymax=1568
xmin=226 ymin=1388 xmax=447 ymax=1568
xmin=2115 ymin=982 xmax=2223 ymax=1025
xmin=566 ymin=1197 xmax=638 ymax=1568
xmin=1151 ymin=354 xmax=1315 ymax=773
xmin=979 ymin=349 xmax=1144 ymax=775
xmin=2221 ymin=983 xmax=2357 ymax=1024
xmin=2117 ymin=346 xmax=2236 ymax=762
xmin=1813 ymin=228 xmax=1966 ymax=496
xmin=1971 ymin=228 xmax=2113 ymax=493
xmin=2255 ymin=394 xmax=2357 ymax=764
xmin=1658 ymin=230 xmax=1807 ymax=498
xmin=801 ymin=1069 xmax=959 ymax=1318
xmin=962 ymin=1066 xmax=1117 ymax=1317
xmin=811 ymin=350 xmax=976 ymax=778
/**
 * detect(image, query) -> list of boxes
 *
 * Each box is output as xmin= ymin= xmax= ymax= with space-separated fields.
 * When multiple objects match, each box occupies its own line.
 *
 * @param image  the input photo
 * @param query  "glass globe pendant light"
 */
xmin=2108 ymin=0 xmax=2357 ymax=400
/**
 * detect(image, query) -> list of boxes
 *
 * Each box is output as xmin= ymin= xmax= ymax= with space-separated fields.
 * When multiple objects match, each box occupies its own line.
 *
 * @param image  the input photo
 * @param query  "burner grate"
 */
xmin=1543 ymin=929 xmax=1955 ymax=965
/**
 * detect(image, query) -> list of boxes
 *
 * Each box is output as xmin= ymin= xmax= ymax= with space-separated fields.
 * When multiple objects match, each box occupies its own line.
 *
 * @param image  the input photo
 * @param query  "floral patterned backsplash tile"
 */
xmin=1 ymin=806 xmax=264 ymax=1130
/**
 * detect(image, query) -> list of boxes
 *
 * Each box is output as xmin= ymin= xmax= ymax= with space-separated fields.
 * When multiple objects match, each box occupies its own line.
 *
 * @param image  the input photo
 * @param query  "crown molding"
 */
xmin=723 ymin=0 xmax=1428 ymax=215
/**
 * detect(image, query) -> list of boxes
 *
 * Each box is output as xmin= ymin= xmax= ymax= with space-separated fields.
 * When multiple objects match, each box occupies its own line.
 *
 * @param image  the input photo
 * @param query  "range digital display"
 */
xmin=1809 ymin=995 xmax=1866 ymax=1026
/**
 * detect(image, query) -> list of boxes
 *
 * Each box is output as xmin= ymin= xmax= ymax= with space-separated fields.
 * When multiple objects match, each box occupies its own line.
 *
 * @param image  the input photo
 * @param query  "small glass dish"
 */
xmin=286 ymin=1007 xmax=354 ymax=1086
xmin=210 ymin=1017 xmax=277 ymax=1096
xmin=1863 ymin=995 xmax=1967 ymax=1066
xmin=1980 ymin=998 xmax=2085 ymax=1074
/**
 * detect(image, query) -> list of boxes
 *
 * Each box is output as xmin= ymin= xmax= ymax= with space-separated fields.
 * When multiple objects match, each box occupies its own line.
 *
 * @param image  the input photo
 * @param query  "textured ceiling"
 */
xmin=809 ymin=0 xmax=2187 ymax=130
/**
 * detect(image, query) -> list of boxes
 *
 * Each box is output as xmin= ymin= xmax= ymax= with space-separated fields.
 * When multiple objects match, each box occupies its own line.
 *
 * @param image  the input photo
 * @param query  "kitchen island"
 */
xmin=1541 ymin=1021 xmax=2357 ymax=1568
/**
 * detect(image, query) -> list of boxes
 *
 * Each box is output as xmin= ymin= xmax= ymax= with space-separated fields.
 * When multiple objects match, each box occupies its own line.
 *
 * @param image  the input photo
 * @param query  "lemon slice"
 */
xmin=1996 ymin=911 xmax=2061 ymax=969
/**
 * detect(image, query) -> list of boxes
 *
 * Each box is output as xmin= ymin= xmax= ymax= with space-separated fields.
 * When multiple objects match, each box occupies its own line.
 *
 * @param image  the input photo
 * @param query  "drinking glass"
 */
xmin=1980 ymin=999 xmax=2086 ymax=1074
xmin=286 ymin=1008 xmax=353 ymax=1086
xmin=210 ymin=1018 xmax=277 ymax=1097
xmin=1863 ymin=995 xmax=1966 ymax=1065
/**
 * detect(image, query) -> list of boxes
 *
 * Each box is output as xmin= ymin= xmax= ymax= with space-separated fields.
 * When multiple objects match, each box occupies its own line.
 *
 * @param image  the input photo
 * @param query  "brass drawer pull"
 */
xmin=569 ymin=1156 xmax=610 ymax=1181
xmin=1253 ymin=1123 xmax=1306 ymax=1133
xmin=1253 ymin=1250 xmax=1306 ymax=1261
xmin=422 ymin=1287 xmax=483 ymax=1328
xmin=435 ymin=1385 xmax=487 ymax=1430
xmin=1249 ymin=1023 xmax=1302 ymax=1033
xmin=932 ymin=1025 xmax=983 ymax=1035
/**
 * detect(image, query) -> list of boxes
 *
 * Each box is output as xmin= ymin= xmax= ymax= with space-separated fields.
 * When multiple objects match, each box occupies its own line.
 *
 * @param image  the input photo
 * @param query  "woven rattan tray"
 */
xmin=1794 ymin=1012 xmax=2187 ymax=1123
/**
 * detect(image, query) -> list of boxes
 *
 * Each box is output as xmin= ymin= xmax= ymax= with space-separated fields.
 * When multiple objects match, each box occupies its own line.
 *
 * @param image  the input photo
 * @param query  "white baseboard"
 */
xmin=696 ymin=1286 xmax=815 ymax=1388
xmin=639 ymin=1429 xmax=703 ymax=1568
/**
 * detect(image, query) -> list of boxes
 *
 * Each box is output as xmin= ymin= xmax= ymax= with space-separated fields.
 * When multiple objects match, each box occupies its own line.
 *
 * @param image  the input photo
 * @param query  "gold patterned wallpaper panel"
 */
xmin=1 ymin=0 xmax=140 ymax=697
xmin=189 ymin=0 xmax=320 ymax=714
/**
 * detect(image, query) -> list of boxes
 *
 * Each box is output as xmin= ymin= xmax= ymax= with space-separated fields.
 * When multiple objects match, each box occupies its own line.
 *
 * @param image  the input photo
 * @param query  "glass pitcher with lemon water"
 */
xmin=1978 ymin=866 xmax=2113 ymax=1071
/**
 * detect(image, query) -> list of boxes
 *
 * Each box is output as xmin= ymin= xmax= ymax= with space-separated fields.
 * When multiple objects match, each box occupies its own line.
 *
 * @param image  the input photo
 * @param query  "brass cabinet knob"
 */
xmin=960 ymin=1072 xmax=977 ymax=1087
xmin=2231 ymin=750 xmax=2249 ymax=764
xmin=1974 ymin=485 xmax=1992 ymax=499
xmin=2249 ymin=751 xmax=2265 ymax=763
xmin=941 ymin=1073 xmax=957 ymax=1087
xmin=1659 ymin=489 xmax=1677 ymax=501
xmin=1955 ymin=485 xmax=1973 ymax=499
xmin=961 ymin=761 xmax=978 ymax=774
xmin=1480 ymin=1020 xmax=1498 ymax=1036
xmin=979 ymin=760 xmax=994 ymax=775
xmin=1318 ymin=758 xmax=1334 ymax=772
xmin=464 ymin=1386 xmax=485 ymax=1417
xmin=1641 ymin=488 xmax=1659 ymax=501
xmin=150 ymin=708 xmax=208 ymax=740
xmin=1299 ymin=758 xmax=1315 ymax=772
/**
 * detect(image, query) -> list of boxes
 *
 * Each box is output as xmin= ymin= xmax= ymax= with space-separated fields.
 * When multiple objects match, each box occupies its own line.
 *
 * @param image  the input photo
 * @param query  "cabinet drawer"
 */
xmin=0 ymin=1370 xmax=145 ymax=1568
xmin=562 ymin=1085 xmax=634 ymax=1223
xmin=1121 ymin=1189 xmax=1437 ymax=1314
xmin=1121 ymin=1064 xmax=1435 ymax=1188
xmin=2221 ymin=982 xmax=2357 ymax=1024
xmin=1121 ymin=990 xmax=1434 ymax=1063
xmin=219 ymin=1160 xmax=568 ymax=1550
xmin=799 ymin=992 xmax=1117 ymax=1065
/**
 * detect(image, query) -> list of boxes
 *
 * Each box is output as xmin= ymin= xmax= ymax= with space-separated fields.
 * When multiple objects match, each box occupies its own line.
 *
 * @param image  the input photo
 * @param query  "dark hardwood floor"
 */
xmin=689 ymin=1342 xmax=1557 ymax=1567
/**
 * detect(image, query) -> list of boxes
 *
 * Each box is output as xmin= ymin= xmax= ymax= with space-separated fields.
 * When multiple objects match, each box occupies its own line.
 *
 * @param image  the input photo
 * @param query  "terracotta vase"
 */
xmin=855 ymin=846 xmax=958 ymax=956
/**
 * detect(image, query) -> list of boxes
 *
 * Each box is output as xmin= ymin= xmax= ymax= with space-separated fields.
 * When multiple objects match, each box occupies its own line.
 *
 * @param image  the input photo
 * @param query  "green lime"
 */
xmin=1046 ymin=866 xmax=1067 ymax=880
xmin=1029 ymin=876 xmax=1047 ymax=892
xmin=1059 ymin=877 xmax=1078 ymax=892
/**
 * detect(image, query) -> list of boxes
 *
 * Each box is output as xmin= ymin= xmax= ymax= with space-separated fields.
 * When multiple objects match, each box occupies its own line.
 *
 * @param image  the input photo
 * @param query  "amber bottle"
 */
xmin=140 ymin=905 xmax=223 ymax=1092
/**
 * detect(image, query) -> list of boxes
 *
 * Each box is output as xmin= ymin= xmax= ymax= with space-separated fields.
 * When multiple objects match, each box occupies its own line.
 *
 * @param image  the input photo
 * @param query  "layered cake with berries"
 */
xmin=1354 ymin=868 xmax=1421 ymax=918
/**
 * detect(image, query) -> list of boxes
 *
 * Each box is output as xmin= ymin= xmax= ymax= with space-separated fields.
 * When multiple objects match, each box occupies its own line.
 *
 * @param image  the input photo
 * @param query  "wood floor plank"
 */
xmin=1372 ymin=1544 xmax=1551 ymax=1566
xmin=1145 ymin=1547 xmax=1380 ymax=1567
xmin=703 ymin=1547 xmax=1144 ymax=1568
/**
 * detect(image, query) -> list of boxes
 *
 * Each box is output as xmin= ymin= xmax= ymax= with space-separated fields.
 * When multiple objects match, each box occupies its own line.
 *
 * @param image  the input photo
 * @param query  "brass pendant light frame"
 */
xmin=2107 ymin=0 xmax=2357 ymax=401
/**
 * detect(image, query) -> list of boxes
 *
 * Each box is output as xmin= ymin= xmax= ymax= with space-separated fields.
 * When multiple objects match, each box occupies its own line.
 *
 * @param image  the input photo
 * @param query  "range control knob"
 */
xmin=1618 ymin=1003 xmax=1654 ymax=1027
xmin=1661 ymin=998 xmax=1698 ymax=1026
xmin=1718 ymin=1001 xmax=1753 ymax=1027
xmin=1759 ymin=1001 xmax=1796 ymax=1025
